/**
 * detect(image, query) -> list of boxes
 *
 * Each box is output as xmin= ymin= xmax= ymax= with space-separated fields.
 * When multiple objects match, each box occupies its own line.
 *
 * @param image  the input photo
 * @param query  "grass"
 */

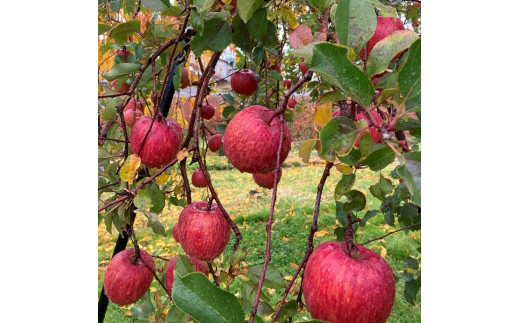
xmin=98 ymin=147 xmax=421 ymax=322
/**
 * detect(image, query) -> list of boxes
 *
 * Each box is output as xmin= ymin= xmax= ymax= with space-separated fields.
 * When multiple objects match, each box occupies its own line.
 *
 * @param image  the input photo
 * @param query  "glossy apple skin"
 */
xmin=231 ymin=69 xmax=257 ymax=96
xmin=124 ymin=98 xmax=144 ymax=113
xmin=300 ymin=60 xmax=309 ymax=75
xmin=223 ymin=105 xmax=291 ymax=174
xmin=130 ymin=116 xmax=183 ymax=168
xmin=201 ymin=104 xmax=215 ymax=120
xmin=165 ymin=255 xmax=209 ymax=295
xmin=208 ymin=134 xmax=223 ymax=152
xmin=359 ymin=16 xmax=405 ymax=59
xmin=253 ymin=169 xmax=281 ymax=189
xmin=288 ymin=98 xmax=297 ymax=109
xmin=104 ymin=249 xmax=155 ymax=306
xmin=172 ymin=224 xmax=180 ymax=242
xmin=191 ymin=169 xmax=209 ymax=188
xmin=303 ymin=242 xmax=395 ymax=323
xmin=177 ymin=202 xmax=231 ymax=261
xmin=123 ymin=109 xmax=143 ymax=128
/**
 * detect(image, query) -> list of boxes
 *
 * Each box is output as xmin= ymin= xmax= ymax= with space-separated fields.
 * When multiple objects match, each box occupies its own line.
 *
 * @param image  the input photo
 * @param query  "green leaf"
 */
xmin=307 ymin=0 xmax=334 ymax=13
xmin=334 ymin=174 xmax=356 ymax=200
xmin=366 ymin=30 xmax=419 ymax=77
xmin=398 ymin=39 xmax=421 ymax=106
xmin=145 ymin=212 xmax=166 ymax=236
xmin=369 ymin=182 xmax=384 ymax=201
xmin=109 ymin=19 xmax=141 ymax=46
xmin=237 ymin=0 xmax=263 ymax=23
xmin=399 ymin=203 xmax=420 ymax=228
xmin=404 ymin=257 xmax=419 ymax=270
xmin=343 ymin=190 xmax=366 ymax=211
xmin=192 ymin=19 xmax=232 ymax=56
xmin=172 ymin=63 xmax=183 ymax=91
xmin=319 ymin=116 xmax=363 ymax=162
xmin=335 ymin=201 xmax=347 ymax=226
xmin=120 ymin=154 xmax=141 ymax=184
xmin=267 ymin=70 xmax=283 ymax=82
xmin=363 ymin=147 xmax=395 ymax=171
xmin=379 ymin=174 xmax=394 ymax=195
xmin=361 ymin=210 xmax=378 ymax=226
xmin=172 ymin=272 xmax=245 ymax=323
xmin=359 ymin=131 xmax=374 ymax=157
xmin=273 ymin=300 xmax=299 ymax=322
xmin=311 ymin=42 xmax=374 ymax=107
xmin=342 ymin=0 xmax=377 ymax=54
xmin=404 ymin=277 xmax=420 ymax=304
xmin=131 ymin=291 xmax=154 ymax=319
xmin=195 ymin=0 xmax=215 ymax=13
xmin=166 ymin=305 xmax=189 ymax=323
xmin=396 ymin=163 xmax=421 ymax=206
xmin=247 ymin=264 xmax=285 ymax=289
xmin=175 ymin=254 xmax=195 ymax=277
xmin=247 ymin=8 xmax=268 ymax=40
xmin=134 ymin=189 xmax=153 ymax=210
xmin=262 ymin=21 xmax=278 ymax=48
xmin=147 ymin=184 xmax=165 ymax=213
xmin=337 ymin=148 xmax=362 ymax=166
xmin=101 ymin=106 xmax=118 ymax=122
xmin=299 ymin=139 xmax=318 ymax=163
xmin=232 ymin=16 xmax=255 ymax=52
xmin=334 ymin=227 xmax=346 ymax=242
xmin=318 ymin=91 xmax=348 ymax=104
xmin=98 ymin=23 xmax=112 ymax=35
xmin=252 ymin=47 xmax=265 ymax=65
xmin=367 ymin=0 xmax=397 ymax=18
xmin=141 ymin=0 xmax=169 ymax=11
xmin=230 ymin=248 xmax=248 ymax=266
xmin=105 ymin=63 xmax=140 ymax=82
xmin=334 ymin=0 xmax=349 ymax=47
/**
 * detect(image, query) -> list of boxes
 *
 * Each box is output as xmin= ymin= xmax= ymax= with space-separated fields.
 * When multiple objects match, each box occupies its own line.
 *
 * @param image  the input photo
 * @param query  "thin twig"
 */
xmin=361 ymin=222 xmax=421 ymax=246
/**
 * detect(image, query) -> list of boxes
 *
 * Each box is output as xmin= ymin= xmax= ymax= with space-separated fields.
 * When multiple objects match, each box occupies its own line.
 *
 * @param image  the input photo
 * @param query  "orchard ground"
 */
xmin=98 ymin=144 xmax=421 ymax=322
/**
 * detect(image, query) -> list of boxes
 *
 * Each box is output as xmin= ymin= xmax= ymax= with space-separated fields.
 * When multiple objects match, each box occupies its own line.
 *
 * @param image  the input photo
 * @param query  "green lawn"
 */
xmin=98 ymin=147 xmax=421 ymax=322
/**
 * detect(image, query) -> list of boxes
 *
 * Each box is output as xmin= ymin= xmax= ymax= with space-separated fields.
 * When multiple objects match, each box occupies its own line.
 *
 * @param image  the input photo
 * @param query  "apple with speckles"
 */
xmin=303 ymin=242 xmax=395 ymax=323
xmin=130 ymin=116 xmax=183 ymax=168
xmin=231 ymin=69 xmax=257 ymax=96
xmin=253 ymin=169 xmax=281 ymax=189
xmin=103 ymin=249 xmax=155 ymax=306
xmin=223 ymin=105 xmax=291 ymax=174
xmin=165 ymin=255 xmax=208 ymax=295
xmin=208 ymin=134 xmax=223 ymax=152
xmin=191 ymin=169 xmax=209 ymax=188
xmin=176 ymin=202 xmax=231 ymax=261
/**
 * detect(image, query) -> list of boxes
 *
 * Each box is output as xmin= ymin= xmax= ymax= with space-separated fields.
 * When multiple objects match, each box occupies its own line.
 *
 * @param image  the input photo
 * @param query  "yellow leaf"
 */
xmin=267 ymin=288 xmax=276 ymax=296
xmin=315 ymin=230 xmax=331 ymax=238
xmin=155 ymin=173 xmax=170 ymax=186
xmin=284 ymin=276 xmax=293 ymax=281
xmin=280 ymin=4 xmax=299 ymax=30
xmin=281 ymin=236 xmax=289 ymax=242
xmin=335 ymin=164 xmax=353 ymax=175
xmin=120 ymin=154 xmax=141 ymax=184
xmin=380 ymin=246 xmax=387 ymax=258
xmin=314 ymin=102 xmax=332 ymax=128
xmin=176 ymin=148 xmax=189 ymax=162
xmin=289 ymin=263 xmax=299 ymax=270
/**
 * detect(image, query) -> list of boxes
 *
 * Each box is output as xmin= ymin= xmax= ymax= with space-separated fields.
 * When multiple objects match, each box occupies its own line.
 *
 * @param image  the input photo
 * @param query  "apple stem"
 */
xmin=206 ymin=197 xmax=213 ymax=211
xmin=345 ymin=212 xmax=358 ymax=257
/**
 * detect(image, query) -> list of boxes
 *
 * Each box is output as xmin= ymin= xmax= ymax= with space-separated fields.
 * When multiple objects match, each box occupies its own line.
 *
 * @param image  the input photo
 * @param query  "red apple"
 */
xmin=354 ymin=113 xmax=383 ymax=145
xmin=124 ymin=98 xmax=144 ymax=113
xmin=359 ymin=16 xmax=405 ymax=60
xmin=231 ymin=69 xmax=257 ymax=96
xmin=165 ymin=255 xmax=209 ymax=295
xmin=191 ymin=169 xmax=209 ymax=188
xmin=113 ymin=78 xmax=131 ymax=94
xmin=208 ymin=134 xmax=223 ymax=152
xmin=283 ymin=80 xmax=293 ymax=89
xmin=176 ymin=202 xmax=231 ymax=261
xmin=267 ymin=61 xmax=280 ymax=72
xmin=103 ymin=249 xmax=155 ymax=306
xmin=180 ymin=68 xmax=190 ymax=89
xmin=117 ymin=49 xmax=131 ymax=62
xmin=300 ymin=60 xmax=309 ymax=75
xmin=201 ymin=104 xmax=215 ymax=120
xmin=413 ymin=1 xmax=421 ymax=7
xmin=123 ymin=109 xmax=143 ymax=128
xmin=302 ymin=242 xmax=395 ymax=323
xmin=253 ymin=169 xmax=282 ymax=189
xmin=223 ymin=105 xmax=291 ymax=174
xmin=130 ymin=116 xmax=183 ymax=168
xmin=288 ymin=98 xmax=297 ymax=109
xmin=172 ymin=224 xmax=180 ymax=242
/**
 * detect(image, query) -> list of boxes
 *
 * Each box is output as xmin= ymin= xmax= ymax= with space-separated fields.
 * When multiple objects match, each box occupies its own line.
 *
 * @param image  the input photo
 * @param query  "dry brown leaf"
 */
xmin=289 ymin=25 xmax=313 ymax=49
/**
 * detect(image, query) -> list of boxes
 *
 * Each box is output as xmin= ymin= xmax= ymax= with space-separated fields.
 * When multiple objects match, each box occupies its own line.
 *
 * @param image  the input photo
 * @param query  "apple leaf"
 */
xmin=172 ymin=272 xmax=245 ymax=323
xmin=273 ymin=300 xmax=299 ymax=322
xmin=172 ymin=63 xmax=183 ymax=92
xmin=318 ymin=91 xmax=348 ymax=104
xmin=146 ymin=184 xmax=165 ymax=213
xmin=144 ymin=212 xmax=166 ymax=236
xmin=396 ymin=163 xmax=421 ymax=207
xmin=343 ymin=190 xmax=366 ymax=211
xmin=367 ymin=0 xmax=397 ymax=18
xmin=100 ymin=106 xmax=118 ymax=122
xmin=362 ymin=147 xmax=395 ymax=171
xmin=310 ymin=42 xmax=374 ymax=107
xmin=337 ymin=147 xmax=362 ymax=166
xmin=335 ymin=174 xmax=356 ymax=201
xmin=398 ymin=39 xmax=421 ymax=108
xmin=399 ymin=203 xmax=420 ymax=228
xmin=120 ymin=154 xmax=141 ymax=184
xmin=361 ymin=210 xmax=379 ymax=226
xmin=166 ymin=305 xmax=189 ymax=323
xmin=98 ymin=23 xmax=111 ymax=35
xmin=358 ymin=131 xmax=374 ymax=157
xmin=334 ymin=0 xmax=349 ymax=46
xmin=192 ymin=19 xmax=232 ymax=56
xmin=247 ymin=8 xmax=268 ymax=40
xmin=237 ymin=0 xmax=263 ymax=23
xmin=105 ymin=63 xmax=140 ymax=82
xmin=314 ymin=102 xmax=333 ymax=128
xmin=194 ymin=0 xmax=215 ymax=13
xmin=335 ymin=164 xmax=353 ymax=175
xmin=319 ymin=116 xmax=363 ymax=162
xmin=280 ymin=4 xmax=299 ymax=30
xmin=141 ymin=0 xmax=170 ymax=11
xmin=131 ymin=291 xmax=154 ymax=319
xmin=134 ymin=189 xmax=153 ymax=210
xmin=366 ymin=30 xmax=419 ymax=77
xmin=299 ymin=139 xmax=318 ymax=163
xmin=109 ymin=19 xmax=141 ymax=46
xmin=229 ymin=248 xmax=248 ymax=266
xmin=307 ymin=0 xmax=334 ymax=13
xmin=247 ymin=264 xmax=285 ymax=289
xmin=346 ymin=0 xmax=377 ymax=54
xmin=288 ymin=25 xmax=313 ymax=50
xmin=404 ymin=276 xmax=421 ymax=304
xmin=175 ymin=254 xmax=195 ymax=277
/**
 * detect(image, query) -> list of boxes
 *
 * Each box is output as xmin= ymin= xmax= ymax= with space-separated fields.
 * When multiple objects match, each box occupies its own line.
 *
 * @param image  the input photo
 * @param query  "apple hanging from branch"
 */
xmin=230 ymin=69 xmax=257 ymax=96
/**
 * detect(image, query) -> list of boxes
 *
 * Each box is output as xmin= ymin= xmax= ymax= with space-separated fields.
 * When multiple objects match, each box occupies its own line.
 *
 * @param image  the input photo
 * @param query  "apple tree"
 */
xmin=98 ymin=0 xmax=421 ymax=321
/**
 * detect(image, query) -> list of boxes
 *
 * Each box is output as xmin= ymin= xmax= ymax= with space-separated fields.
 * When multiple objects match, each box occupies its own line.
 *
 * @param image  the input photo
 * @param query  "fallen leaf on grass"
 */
xmin=315 ymin=230 xmax=331 ymax=238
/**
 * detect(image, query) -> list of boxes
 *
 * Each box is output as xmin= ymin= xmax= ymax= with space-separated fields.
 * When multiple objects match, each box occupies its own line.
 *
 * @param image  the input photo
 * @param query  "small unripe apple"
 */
xmin=253 ymin=169 xmax=282 ymax=189
xmin=130 ymin=116 xmax=183 ymax=168
xmin=177 ymin=202 xmax=231 ymax=261
xmin=123 ymin=109 xmax=143 ymax=128
xmin=223 ymin=105 xmax=292 ymax=174
xmin=288 ymin=98 xmax=297 ymax=109
xmin=230 ymin=69 xmax=257 ymax=96
xmin=180 ymin=68 xmax=190 ymax=89
xmin=359 ymin=16 xmax=405 ymax=60
xmin=191 ymin=169 xmax=209 ymax=188
xmin=117 ymin=49 xmax=131 ymax=62
xmin=208 ymin=134 xmax=223 ymax=152
xmin=201 ymin=104 xmax=215 ymax=120
xmin=303 ymin=242 xmax=395 ymax=323
xmin=283 ymin=80 xmax=293 ymax=89
xmin=300 ymin=60 xmax=309 ymax=75
xmin=165 ymin=255 xmax=208 ymax=295
xmin=124 ymin=98 xmax=144 ymax=113
xmin=103 ymin=249 xmax=155 ymax=306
